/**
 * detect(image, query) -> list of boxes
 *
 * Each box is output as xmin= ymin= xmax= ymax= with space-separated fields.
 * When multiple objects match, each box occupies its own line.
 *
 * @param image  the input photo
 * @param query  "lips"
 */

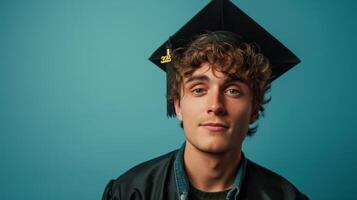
xmin=200 ymin=122 xmax=229 ymax=132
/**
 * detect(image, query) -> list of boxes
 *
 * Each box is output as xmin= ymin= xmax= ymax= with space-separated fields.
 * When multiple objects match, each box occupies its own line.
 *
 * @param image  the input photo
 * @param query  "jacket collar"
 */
xmin=174 ymin=142 xmax=247 ymax=200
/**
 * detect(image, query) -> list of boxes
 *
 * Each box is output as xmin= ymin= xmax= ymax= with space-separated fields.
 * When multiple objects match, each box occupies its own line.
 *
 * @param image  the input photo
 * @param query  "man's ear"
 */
xmin=174 ymin=99 xmax=182 ymax=121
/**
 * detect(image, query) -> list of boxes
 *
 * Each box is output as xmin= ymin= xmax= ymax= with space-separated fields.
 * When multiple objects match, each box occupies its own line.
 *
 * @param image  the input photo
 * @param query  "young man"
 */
xmin=103 ymin=1 xmax=308 ymax=199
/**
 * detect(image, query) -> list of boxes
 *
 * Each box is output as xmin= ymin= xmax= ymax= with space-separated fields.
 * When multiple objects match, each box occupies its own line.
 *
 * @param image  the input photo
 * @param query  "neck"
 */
xmin=183 ymin=142 xmax=242 ymax=192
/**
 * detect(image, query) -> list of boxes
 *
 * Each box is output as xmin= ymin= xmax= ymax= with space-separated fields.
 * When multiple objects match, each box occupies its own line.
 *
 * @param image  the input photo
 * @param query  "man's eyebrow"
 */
xmin=184 ymin=75 xmax=209 ymax=84
xmin=223 ymin=75 xmax=245 ymax=85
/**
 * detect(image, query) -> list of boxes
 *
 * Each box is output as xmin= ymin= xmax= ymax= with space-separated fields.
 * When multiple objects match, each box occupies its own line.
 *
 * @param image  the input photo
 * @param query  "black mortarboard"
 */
xmin=148 ymin=0 xmax=300 ymax=117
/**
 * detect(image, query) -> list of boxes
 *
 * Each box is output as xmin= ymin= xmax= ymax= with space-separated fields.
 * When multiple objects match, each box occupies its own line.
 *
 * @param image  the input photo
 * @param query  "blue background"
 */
xmin=1 ymin=0 xmax=356 ymax=199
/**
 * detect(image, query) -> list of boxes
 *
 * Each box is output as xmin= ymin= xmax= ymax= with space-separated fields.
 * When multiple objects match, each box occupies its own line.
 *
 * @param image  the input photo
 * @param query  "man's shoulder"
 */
xmin=102 ymin=150 xmax=178 ymax=199
xmin=112 ymin=149 xmax=177 ymax=186
xmin=245 ymin=159 xmax=293 ymax=185
xmin=244 ymin=159 xmax=309 ymax=199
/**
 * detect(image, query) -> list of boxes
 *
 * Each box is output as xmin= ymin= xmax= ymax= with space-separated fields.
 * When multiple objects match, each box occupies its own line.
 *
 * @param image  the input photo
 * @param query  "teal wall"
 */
xmin=1 ymin=0 xmax=356 ymax=199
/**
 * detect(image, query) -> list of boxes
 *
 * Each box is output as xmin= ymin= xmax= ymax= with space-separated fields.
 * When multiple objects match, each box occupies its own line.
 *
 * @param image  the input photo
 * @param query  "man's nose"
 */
xmin=207 ymin=90 xmax=227 ymax=115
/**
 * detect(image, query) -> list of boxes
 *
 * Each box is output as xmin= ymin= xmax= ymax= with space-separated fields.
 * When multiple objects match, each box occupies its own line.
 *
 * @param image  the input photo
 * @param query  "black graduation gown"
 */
xmin=102 ymin=150 xmax=308 ymax=200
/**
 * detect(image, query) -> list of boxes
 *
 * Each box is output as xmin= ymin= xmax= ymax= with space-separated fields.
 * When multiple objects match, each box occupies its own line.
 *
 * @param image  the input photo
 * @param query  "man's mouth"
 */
xmin=199 ymin=122 xmax=229 ymax=132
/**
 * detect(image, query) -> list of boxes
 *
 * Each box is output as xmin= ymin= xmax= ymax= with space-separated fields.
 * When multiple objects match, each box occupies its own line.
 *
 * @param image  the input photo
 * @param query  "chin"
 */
xmin=189 ymin=138 xmax=234 ymax=154
xmin=199 ymin=145 xmax=232 ymax=155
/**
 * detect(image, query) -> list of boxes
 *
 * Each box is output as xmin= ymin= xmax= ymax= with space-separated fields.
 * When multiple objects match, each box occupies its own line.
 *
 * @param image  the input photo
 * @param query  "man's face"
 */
xmin=174 ymin=63 xmax=256 ymax=154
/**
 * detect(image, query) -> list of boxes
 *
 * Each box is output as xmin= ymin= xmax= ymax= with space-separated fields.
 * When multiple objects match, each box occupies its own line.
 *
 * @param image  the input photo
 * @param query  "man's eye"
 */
xmin=192 ymin=88 xmax=205 ymax=95
xmin=225 ymin=88 xmax=241 ymax=97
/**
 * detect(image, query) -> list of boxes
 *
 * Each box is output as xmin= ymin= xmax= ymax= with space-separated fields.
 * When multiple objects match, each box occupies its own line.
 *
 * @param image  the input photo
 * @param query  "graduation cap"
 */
xmin=149 ymin=0 xmax=300 ymax=117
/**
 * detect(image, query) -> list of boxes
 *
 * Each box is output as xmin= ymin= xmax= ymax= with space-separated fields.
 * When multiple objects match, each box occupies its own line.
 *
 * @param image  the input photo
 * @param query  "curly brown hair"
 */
xmin=167 ymin=31 xmax=272 ymax=136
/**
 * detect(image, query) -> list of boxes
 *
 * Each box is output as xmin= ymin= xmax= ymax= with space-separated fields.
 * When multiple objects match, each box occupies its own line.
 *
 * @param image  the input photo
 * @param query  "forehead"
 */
xmin=183 ymin=63 xmax=245 ymax=84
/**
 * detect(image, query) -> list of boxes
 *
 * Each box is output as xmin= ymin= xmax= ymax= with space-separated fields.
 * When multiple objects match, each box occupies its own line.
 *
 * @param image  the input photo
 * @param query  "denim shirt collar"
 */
xmin=174 ymin=143 xmax=247 ymax=200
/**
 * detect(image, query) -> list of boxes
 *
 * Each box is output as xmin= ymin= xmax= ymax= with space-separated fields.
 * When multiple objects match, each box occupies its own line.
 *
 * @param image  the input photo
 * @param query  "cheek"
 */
xmin=180 ymin=98 xmax=206 ymax=131
xmin=228 ymin=102 xmax=253 ymax=121
xmin=180 ymin=97 xmax=206 ymax=116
